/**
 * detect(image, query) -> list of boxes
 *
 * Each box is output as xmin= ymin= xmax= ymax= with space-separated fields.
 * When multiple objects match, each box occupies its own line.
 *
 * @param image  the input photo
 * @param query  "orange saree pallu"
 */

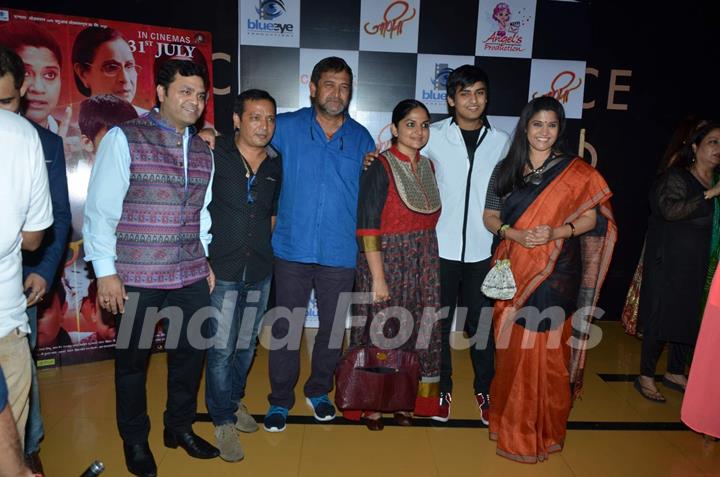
xmin=488 ymin=158 xmax=617 ymax=463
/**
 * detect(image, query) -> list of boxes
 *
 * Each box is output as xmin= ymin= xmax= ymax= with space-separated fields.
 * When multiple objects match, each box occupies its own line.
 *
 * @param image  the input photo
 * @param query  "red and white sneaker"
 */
xmin=431 ymin=392 xmax=451 ymax=422
xmin=476 ymin=392 xmax=490 ymax=425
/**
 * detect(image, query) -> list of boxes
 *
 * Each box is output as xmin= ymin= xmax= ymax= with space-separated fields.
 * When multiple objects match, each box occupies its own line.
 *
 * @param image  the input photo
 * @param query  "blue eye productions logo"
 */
xmin=431 ymin=63 xmax=452 ymax=91
xmin=422 ymin=63 xmax=452 ymax=101
xmin=247 ymin=0 xmax=294 ymax=35
xmin=256 ymin=0 xmax=285 ymax=20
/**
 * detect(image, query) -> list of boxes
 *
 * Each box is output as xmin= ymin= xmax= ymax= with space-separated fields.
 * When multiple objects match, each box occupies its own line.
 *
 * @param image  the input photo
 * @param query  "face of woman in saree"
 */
xmin=693 ymin=128 xmax=720 ymax=169
xmin=392 ymin=106 xmax=430 ymax=156
xmin=526 ymin=109 xmax=559 ymax=157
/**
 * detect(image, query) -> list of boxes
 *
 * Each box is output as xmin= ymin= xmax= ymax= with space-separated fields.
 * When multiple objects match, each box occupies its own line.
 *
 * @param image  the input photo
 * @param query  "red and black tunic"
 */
xmin=351 ymin=146 xmax=443 ymax=416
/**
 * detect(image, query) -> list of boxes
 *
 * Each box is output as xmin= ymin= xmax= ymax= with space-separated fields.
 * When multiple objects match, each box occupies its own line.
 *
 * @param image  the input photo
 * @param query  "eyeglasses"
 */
xmin=247 ymin=174 xmax=257 ymax=204
xmin=87 ymin=61 xmax=142 ymax=78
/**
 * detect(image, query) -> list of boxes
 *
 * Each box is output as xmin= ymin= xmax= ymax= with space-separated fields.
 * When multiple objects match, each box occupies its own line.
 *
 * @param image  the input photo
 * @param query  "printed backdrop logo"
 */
xmin=359 ymin=0 xmax=420 ymax=53
xmin=415 ymin=54 xmax=474 ymax=114
xmin=364 ymin=0 xmax=416 ymax=38
xmin=475 ymin=0 xmax=536 ymax=59
xmin=431 ymin=63 xmax=453 ymax=91
xmin=531 ymin=70 xmax=583 ymax=104
xmin=528 ymin=59 xmax=586 ymax=119
xmin=256 ymin=0 xmax=285 ymax=20
xmin=240 ymin=0 xmax=299 ymax=47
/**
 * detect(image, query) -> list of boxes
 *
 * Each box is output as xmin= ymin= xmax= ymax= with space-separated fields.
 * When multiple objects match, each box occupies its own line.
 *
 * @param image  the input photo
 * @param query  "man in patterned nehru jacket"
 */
xmin=83 ymin=59 xmax=219 ymax=477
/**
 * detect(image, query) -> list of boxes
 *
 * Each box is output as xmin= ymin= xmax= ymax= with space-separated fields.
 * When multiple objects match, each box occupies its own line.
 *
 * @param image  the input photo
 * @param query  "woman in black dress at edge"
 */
xmin=635 ymin=122 xmax=720 ymax=402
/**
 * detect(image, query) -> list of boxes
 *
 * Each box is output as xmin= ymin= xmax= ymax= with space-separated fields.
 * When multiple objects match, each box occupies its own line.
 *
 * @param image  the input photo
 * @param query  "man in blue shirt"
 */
xmin=264 ymin=57 xmax=375 ymax=432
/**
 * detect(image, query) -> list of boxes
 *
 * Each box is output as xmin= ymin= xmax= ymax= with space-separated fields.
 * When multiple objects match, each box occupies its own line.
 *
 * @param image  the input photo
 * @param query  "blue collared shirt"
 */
xmin=271 ymin=107 xmax=375 ymax=268
xmin=83 ymin=118 xmax=214 ymax=278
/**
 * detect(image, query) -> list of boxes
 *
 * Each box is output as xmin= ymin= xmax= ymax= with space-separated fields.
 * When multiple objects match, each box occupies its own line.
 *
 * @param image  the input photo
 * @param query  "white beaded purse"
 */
xmin=481 ymin=259 xmax=517 ymax=300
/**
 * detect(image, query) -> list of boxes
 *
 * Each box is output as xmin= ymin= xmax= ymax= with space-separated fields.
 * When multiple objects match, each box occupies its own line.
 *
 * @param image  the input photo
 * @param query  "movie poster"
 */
xmin=0 ymin=7 xmax=214 ymax=366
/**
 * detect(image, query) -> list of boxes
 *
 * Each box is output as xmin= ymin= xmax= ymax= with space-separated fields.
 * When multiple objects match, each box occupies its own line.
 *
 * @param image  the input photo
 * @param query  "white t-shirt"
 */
xmin=0 ymin=110 xmax=54 ymax=338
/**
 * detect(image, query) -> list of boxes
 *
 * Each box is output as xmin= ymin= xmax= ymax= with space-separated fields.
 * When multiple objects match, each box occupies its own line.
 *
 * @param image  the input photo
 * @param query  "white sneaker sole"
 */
xmin=263 ymin=424 xmax=286 ymax=433
xmin=305 ymin=397 xmax=336 ymax=422
xmin=430 ymin=415 xmax=450 ymax=423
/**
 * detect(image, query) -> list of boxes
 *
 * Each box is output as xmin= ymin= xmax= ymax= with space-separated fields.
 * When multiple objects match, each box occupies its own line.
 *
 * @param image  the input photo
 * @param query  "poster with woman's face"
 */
xmin=0 ymin=8 xmax=214 ymax=133
xmin=0 ymin=7 xmax=214 ymax=366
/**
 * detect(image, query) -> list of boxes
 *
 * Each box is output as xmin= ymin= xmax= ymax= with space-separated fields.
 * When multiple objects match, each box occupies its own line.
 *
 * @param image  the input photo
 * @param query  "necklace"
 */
xmin=240 ymin=154 xmax=254 ymax=179
xmin=524 ymin=155 xmax=556 ymax=185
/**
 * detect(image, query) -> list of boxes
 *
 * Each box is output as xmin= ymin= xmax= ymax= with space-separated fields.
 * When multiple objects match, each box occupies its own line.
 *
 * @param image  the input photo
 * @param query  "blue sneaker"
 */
xmin=305 ymin=395 xmax=336 ymax=422
xmin=263 ymin=406 xmax=288 ymax=433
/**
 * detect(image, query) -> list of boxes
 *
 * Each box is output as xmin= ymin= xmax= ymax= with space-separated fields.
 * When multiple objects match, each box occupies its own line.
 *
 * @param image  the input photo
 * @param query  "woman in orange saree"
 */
xmin=483 ymin=97 xmax=616 ymax=463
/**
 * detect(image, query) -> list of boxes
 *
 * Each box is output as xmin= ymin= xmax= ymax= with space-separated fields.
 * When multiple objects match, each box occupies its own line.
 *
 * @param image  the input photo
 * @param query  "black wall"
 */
xmin=584 ymin=1 xmax=720 ymax=317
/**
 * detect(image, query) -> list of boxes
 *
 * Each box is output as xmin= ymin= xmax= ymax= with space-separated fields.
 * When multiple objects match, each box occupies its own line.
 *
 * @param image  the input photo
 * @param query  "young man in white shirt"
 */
xmin=422 ymin=65 xmax=510 ymax=424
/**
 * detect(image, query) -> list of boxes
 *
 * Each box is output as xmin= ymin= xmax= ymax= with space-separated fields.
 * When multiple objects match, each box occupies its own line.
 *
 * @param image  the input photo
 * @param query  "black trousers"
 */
xmin=640 ymin=337 xmax=690 ymax=377
xmin=115 ymin=279 xmax=210 ymax=444
xmin=439 ymin=258 xmax=495 ymax=395
xmin=268 ymin=258 xmax=355 ymax=409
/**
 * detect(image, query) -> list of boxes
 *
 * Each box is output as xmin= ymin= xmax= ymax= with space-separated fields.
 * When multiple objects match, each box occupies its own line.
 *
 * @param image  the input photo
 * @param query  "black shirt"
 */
xmin=208 ymin=134 xmax=282 ymax=282
xmin=460 ymin=127 xmax=482 ymax=164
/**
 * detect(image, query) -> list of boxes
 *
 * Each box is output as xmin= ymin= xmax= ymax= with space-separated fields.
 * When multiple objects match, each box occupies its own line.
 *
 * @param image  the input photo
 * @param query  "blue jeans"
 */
xmin=205 ymin=275 xmax=271 ymax=426
xmin=25 ymin=305 xmax=44 ymax=454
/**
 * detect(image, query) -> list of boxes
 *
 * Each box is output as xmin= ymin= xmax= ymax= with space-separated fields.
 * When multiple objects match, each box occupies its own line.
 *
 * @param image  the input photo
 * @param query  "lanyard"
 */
xmin=240 ymin=154 xmax=257 ymax=205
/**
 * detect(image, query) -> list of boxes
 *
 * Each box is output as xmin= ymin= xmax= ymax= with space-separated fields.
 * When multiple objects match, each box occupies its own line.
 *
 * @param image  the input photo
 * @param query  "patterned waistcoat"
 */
xmin=116 ymin=112 xmax=212 ymax=289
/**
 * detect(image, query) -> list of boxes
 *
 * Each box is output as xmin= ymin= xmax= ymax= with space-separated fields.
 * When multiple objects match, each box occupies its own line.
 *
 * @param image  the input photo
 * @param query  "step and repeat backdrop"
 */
xmin=236 ymin=0 xmax=590 ymax=327
xmin=238 ymin=0 xmax=588 ymax=156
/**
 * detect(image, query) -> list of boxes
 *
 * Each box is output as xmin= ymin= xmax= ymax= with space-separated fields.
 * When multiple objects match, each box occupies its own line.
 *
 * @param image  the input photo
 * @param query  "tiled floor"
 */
xmin=37 ymin=322 xmax=719 ymax=476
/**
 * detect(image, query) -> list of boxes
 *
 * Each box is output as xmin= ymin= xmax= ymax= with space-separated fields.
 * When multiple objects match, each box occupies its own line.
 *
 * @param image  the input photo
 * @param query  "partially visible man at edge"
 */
xmin=0 ymin=107 xmax=53 ymax=476
xmin=0 ymin=44 xmax=71 ymax=475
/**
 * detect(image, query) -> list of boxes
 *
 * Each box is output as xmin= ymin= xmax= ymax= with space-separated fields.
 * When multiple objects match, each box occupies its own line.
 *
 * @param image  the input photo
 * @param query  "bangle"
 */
xmin=498 ymin=224 xmax=510 ymax=238
xmin=565 ymin=222 xmax=575 ymax=238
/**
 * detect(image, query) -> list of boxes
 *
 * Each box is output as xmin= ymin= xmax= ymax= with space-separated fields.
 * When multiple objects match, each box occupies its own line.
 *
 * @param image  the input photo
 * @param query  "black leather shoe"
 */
xmin=123 ymin=442 xmax=157 ymax=477
xmin=163 ymin=428 xmax=219 ymax=459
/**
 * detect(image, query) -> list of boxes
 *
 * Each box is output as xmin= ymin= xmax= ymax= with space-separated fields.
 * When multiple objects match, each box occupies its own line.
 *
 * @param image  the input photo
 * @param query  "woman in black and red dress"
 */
xmin=351 ymin=99 xmax=442 ymax=430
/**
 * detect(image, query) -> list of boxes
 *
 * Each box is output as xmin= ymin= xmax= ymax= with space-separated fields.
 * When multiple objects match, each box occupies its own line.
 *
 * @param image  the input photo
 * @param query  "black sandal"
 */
xmin=661 ymin=376 xmax=686 ymax=393
xmin=634 ymin=377 xmax=666 ymax=403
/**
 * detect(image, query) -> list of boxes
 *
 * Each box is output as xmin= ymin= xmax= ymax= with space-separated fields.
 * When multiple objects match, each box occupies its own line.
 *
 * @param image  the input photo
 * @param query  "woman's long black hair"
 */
xmin=495 ymin=96 xmax=570 ymax=197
